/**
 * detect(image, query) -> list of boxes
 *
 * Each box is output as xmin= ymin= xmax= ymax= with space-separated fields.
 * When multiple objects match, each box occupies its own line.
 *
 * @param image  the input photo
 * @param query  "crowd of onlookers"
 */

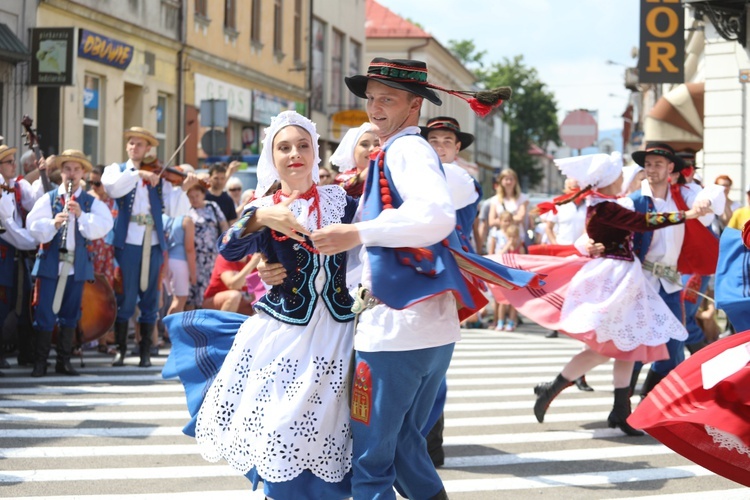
xmin=86 ymin=146 xmax=381 ymax=356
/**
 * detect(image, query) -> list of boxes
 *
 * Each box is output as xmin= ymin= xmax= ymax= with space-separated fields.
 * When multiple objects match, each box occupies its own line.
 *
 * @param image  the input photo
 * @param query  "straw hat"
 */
xmin=0 ymin=145 xmax=17 ymax=163
xmin=124 ymin=126 xmax=159 ymax=147
xmin=55 ymin=149 xmax=93 ymax=172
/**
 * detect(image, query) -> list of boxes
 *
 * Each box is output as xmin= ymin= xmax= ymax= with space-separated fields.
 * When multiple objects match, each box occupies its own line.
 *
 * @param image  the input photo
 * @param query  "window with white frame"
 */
xmin=83 ymin=75 xmax=101 ymax=164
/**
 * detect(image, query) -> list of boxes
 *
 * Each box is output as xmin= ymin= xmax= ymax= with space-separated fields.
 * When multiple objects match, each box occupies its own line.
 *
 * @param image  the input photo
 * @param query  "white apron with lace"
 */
xmin=195 ymin=185 xmax=354 ymax=483
xmin=559 ymin=255 xmax=687 ymax=351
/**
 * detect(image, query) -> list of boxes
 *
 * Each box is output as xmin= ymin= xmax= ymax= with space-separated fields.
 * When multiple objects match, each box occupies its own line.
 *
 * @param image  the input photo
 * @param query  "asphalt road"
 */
xmin=0 ymin=322 xmax=746 ymax=499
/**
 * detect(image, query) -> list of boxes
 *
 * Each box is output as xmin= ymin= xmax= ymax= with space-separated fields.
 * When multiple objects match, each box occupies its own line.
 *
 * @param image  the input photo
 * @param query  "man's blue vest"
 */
xmin=32 ymin=190 xmax=95 ymax=282
xmin=112 ymin=162 xmax=167 ymax=251
xmin=362 ymin=138 xmax=537 ymax=314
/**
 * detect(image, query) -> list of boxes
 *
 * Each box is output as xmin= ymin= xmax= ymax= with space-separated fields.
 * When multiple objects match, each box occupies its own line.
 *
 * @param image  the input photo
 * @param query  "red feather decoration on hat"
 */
xmin=426 ymin=85 xmax=512 ymax=117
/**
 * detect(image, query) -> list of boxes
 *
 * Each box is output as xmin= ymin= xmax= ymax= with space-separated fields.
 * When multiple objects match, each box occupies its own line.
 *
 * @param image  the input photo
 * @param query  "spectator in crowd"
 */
xmin=185 ymin=183 xmax=228 ymax=310
xmin=225 ymin=176 xmax=244 ymax=213
xmin=727 ymin=183 xmax=750 ymax=230
xmin=202 ymin=253 xmax=261 ymax=315
xmin=205 ymin=163 xmax=238 ymax=224
xmin=317 ymin=166 xmax=334 ymax=185
xmin=488 ymin=168 xmax=530 ymax=247
xmin=162 ymin=213 xmax=196 ymax=316
xmin=715 ymin=175 xmax=740 ymax=235
xmin=488 ymin=213 xmax=524 ymax=332
xmin=476 ymin=177 xmax=499 ymax=254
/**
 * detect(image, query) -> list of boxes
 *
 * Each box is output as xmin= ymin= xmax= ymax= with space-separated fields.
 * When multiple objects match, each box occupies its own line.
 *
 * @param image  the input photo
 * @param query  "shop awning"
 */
xmin=644 ymin=82 xmax=704 ymax=151
xmin=0 ymin=23 xmax=29 ymax=63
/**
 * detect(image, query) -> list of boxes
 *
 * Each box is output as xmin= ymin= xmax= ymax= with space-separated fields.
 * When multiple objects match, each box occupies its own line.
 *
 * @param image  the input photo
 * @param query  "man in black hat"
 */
xmin=628 ymin=142 xmax=721 ymax=397
xmin=312 ymin=58 xmax=455 ymax=500
xmin=419 ymin=116 xmax=481 ymax=467
xmin=309 ymin=57 xmax=524 ymax=500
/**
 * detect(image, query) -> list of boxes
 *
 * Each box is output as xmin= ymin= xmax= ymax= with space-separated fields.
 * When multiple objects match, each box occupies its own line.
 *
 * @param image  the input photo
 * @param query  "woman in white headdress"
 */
xmin=619 ymin=163 xmax=645 ymax=196
xmin=330 ymin=122 xmax=379 ymax=198
xmin=163 ymin=110 xmax=358 ymax=499
xmin=518 ymin=152 xmax=709 ymax=435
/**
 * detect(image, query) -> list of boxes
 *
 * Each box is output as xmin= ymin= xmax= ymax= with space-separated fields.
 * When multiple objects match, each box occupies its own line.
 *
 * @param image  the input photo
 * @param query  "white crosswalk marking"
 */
xmin=0 ymin=327 xmax=742 ymax=499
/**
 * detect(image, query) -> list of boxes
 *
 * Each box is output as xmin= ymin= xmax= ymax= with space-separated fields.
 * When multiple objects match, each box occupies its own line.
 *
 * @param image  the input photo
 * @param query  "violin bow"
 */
xmin=156 ymin=134 xmax=190 ymax=177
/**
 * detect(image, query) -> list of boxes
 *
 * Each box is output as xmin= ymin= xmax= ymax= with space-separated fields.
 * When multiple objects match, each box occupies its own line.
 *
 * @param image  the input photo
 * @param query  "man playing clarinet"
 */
xmin=26 ymin=150 xmax=113 ymax=377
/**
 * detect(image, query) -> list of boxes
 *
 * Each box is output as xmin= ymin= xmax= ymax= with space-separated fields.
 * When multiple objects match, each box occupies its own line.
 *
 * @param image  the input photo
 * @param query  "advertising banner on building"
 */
xmin=30 ymin=28 xmax=76 ymax=86
xmin=638 ymin=0 xmax=684 ymax=84
xmin=78 ymin=29 xmax=133 ymax=70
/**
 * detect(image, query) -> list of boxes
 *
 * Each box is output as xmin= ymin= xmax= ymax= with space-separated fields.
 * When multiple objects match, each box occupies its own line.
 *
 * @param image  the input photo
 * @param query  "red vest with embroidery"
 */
xmin=670 ymin=184 xmax=719 ymax=275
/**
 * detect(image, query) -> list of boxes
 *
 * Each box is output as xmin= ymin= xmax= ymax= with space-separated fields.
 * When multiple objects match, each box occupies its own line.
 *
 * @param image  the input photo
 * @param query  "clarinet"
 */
xmin=59 ymin=180 xmax=74 ymax=252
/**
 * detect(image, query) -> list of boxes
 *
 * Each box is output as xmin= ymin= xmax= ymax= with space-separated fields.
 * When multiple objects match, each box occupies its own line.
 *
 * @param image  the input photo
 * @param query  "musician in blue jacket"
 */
xmin=26 ymin=150 xmax=113 ymax=377
xmin=0 ymin=144 xmax=39 ymax=371
xmin=101 ymin=127 xmax=196 ymax=368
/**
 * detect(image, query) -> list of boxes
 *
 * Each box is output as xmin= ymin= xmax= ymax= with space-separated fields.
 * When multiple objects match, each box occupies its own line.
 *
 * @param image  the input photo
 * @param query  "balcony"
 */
xmin=685 ymin=0 xmax=749 ymax=46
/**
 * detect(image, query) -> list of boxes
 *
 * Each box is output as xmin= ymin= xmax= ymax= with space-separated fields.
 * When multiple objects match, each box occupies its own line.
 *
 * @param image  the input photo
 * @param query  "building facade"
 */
xmin=183 ymin=0 xmax=308 ymax=168
xmin=0 ymin=1 xmax=33 ymax=161
xmin=34 ymin=0 xmax=181 ymax=165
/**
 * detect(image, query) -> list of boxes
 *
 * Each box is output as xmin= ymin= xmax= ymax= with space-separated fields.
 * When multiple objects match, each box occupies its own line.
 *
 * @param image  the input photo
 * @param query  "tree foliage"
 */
xmin=448 ymin=42 xmax=559 ymax=187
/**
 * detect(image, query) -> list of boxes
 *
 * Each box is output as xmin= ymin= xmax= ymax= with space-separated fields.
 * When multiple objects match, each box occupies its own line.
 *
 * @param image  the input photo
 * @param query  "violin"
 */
xmin=140 ymin=157 xmax=210 ymax=189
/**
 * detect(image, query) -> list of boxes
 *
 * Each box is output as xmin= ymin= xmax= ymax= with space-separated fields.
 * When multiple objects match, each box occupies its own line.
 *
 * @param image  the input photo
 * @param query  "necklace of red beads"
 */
xmin=372 ymin=150 xmax=394 ymax=210
xmin=270 ymin=184 xmax=321 ymax=253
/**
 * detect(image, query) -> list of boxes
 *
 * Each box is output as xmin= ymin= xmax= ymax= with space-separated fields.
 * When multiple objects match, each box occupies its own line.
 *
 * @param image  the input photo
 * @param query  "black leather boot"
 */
xmin=628 ymin=365 xmax=642 ymax=398
xmin=428 ymin=487 xmax=449 ymax=500
xmin=55 ymin=327 xmax=79 ymax=375
xmin=574 ymin=375 xmax=594 ymax=392
xmin=533 ymin=373 xmax=572 ymax=423
xmin=138 ymin=323 xmax=154 ymax=367
xmin=639 ymin=369 xmax=666 ymax=400
xmin=608 ymin=387 xmax=645 ymax=436
xmin=426 ymin=413 xmax=445 ymax=467
xmin=16 ymin=326 xmax=35 ymax=366
xmin=112 ymin=321 xmax=129 ymax=366
xmin=31 ymin=329 xmax=53 ymax=377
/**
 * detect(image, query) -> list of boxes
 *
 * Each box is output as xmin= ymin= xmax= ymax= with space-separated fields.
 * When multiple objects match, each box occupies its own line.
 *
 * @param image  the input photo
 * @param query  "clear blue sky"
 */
xmin=375 ymin=0 xmax=640 ymax=132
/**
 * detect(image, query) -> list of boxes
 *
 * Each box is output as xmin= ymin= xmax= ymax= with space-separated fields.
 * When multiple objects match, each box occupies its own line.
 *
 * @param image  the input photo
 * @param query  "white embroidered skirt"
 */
xmin=559 ymin=257 xmax=687 ymax=361
xmin=194 ymin=305 xmax=354 ymax=484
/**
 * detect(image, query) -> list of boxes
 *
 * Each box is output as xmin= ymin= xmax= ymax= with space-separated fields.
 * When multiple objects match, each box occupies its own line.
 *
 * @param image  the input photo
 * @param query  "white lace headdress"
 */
xmin=328 ymin=122 xmax=373 ymax=171
xmin=255 ymin=110 xmax=321 ymax=197
xmin=555 ymin=151 xmax=623 ymax=189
